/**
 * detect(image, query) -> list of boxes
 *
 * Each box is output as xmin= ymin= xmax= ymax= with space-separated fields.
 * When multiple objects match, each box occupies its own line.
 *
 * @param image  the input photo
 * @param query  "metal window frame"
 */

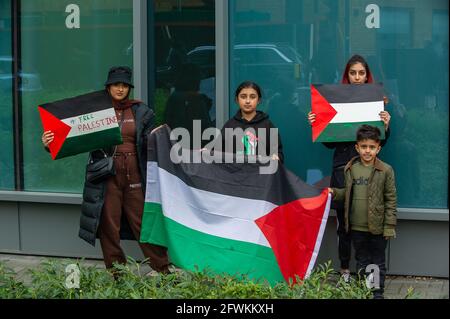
xmin=11 ymin=0 xmax=23 ymax=190
xmin=132 ymin=0 xmax=148 ymax=105
xmin=133 ymin=0 xmax=230 ymax=125
xmin=215 ymin=0 xmax=229 ymax=128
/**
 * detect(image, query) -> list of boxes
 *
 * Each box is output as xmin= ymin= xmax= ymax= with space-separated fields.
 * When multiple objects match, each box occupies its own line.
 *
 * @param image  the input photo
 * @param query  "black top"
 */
xmin=221 ymin=110 xmax=284 ymax=163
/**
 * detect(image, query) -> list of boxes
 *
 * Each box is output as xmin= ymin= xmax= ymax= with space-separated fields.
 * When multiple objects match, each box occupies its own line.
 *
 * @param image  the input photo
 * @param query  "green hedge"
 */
xmin=0 ymin=258 xmax=377 ymax=299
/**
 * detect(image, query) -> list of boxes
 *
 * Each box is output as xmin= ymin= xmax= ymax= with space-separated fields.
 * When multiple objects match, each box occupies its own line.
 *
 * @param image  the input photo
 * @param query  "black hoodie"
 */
xmin=220 ymin=110 xmax=284 ymax=163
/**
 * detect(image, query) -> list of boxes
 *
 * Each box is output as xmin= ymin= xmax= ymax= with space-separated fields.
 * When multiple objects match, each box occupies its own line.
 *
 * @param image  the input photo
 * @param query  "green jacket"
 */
xmin=332 ymin=156 xmax=397 ymax=237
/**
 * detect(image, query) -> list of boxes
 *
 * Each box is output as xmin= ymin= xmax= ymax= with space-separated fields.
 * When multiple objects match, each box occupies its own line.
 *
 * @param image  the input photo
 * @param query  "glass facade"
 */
xmin=0 ymin=0 xmax=448 ymax=210
xmin=20 ymin=0 xmax=133 ymax=192
xmin=153 ymin=0 xmax=216 ymax=145
xmin=0 ymin=0 xmax=14 ymax=189
xmin=230 ymin=0 xmax=449 ymax=208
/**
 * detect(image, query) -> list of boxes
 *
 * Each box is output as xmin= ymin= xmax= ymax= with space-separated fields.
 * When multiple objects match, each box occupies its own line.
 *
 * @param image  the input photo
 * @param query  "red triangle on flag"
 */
xmin=255 ymin=189 xmax=329 ymax=284
xmin=310 ymin=85 xmax=337 ymax=142
xmin=38 ymin=106 xmax=71 ymax=160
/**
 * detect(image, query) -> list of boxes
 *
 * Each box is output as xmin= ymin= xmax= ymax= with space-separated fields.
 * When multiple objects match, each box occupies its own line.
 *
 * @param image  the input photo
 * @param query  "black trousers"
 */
xmin=331 ymin=165 xmax=351 ymax=270
xmin=336 ymin=207 xmax=351 ymax=269
xmin=352 ymin=230 xmax=387 ymax=295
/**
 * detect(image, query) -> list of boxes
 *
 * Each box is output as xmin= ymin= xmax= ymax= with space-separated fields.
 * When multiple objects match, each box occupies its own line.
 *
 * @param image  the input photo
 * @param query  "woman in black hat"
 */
xmin=42 ymin=66 xmax=170 ymax=275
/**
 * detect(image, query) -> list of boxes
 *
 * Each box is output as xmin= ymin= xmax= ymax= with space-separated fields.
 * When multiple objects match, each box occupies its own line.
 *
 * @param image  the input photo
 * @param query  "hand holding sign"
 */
xmin=38 ymin=90 xmax=123 ymax=159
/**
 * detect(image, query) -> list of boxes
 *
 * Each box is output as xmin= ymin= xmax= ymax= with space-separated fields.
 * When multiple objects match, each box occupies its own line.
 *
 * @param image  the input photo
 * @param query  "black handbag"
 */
xmin=86 ymin=150 xmax=115 ymax=184
xmin=86 ymin=112 xmax=123 ymax=184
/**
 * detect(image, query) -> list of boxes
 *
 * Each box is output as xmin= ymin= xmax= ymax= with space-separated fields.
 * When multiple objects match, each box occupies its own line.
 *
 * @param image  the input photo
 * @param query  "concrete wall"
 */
xmin=0 ymin=195 xmax=448 ymax=278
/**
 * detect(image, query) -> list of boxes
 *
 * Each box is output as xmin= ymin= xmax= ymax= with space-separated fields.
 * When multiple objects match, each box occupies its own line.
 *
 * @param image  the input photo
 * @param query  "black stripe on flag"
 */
xmin=313 ymin=83 xmax=384 ymax=103
xmin=39 ymin=90 xmax=111 ymax=119
xmin=148 ymin=125 xmax=322 ymax=206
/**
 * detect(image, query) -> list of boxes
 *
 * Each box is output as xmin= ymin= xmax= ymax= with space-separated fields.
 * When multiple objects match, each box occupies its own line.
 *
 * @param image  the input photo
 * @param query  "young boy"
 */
xmin=329 ymin=125 xmax=397 ymax=299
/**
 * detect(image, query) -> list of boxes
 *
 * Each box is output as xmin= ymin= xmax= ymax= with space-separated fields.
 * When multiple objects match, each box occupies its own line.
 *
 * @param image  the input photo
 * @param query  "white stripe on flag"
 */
xmin=330 ymin=101 xmax=384 ymax=123
xmin=305 ymin=193 xmax=331 ymax=278
xmin=62 ymin=108 xmax=118 ymax=138
xmin=146 ymin=162 xmax=276 ymax=247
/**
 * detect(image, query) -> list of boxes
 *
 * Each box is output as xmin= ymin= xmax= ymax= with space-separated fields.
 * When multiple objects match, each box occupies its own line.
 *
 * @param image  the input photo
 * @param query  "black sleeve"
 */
xmin=268 ymin=120 xmax=284 ymax=163
xmin=277 ymin=132 xmax=284 ymax=163
xmin=143 ymin=108 xmax=156 ymax=140
xmin=219 ymin=120 xmax=233 ymax=153
xmin=381 ymin=126 xmax=390 ymax=147
xmin=139 ymin=107 xmax=155 ymax=182
xmin=322 ymin=142 xmax=337 ymax=149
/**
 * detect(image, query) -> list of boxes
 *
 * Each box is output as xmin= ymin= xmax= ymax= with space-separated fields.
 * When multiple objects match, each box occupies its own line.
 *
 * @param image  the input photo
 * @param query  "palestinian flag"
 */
xmin=140 ymin=125 xmax=331 ymax=285
xmin=310 ymin=83 xmax=385 ymax=142
xmin=38 ymin=90 xmax=122 ymax=159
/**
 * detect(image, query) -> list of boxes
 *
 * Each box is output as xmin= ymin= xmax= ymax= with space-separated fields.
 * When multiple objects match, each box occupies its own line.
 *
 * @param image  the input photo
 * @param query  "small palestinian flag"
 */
xmin=140 ymin=125 xmax=331 ymax=285
xmin=310 ymin=83 xmax=385 ymax=142
xmin=38 ymin=90 xmax=122 ymax=160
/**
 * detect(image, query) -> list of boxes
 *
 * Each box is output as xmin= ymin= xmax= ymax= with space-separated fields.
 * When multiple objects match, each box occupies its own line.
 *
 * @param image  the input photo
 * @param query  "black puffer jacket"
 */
xmin=79 ymin=103 xmax=155 ymax=246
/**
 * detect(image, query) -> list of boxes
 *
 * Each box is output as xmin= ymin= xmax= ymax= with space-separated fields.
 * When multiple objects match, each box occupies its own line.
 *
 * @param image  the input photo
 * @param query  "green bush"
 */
xmin=0 ymin=258 xmax=375 ymax=299
xmin=0 ymin=263 xmax=29 ymax=298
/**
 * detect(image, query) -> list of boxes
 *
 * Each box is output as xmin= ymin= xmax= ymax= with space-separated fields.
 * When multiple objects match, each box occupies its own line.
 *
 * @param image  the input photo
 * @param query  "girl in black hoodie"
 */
xmin=221 ymin=81 xmax=284 ymax=163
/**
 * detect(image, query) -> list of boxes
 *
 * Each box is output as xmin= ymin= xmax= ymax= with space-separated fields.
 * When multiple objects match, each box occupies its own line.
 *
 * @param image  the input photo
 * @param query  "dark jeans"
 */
xmin=331 ymin=166 xmax=351 ymax=270
xmin=352 ymin=230 xmax=387 ymax=296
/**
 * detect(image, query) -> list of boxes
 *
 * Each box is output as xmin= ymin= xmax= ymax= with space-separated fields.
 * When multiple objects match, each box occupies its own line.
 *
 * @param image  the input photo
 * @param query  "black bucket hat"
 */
xmin=104 ymin=66 xmax=134 ymax=88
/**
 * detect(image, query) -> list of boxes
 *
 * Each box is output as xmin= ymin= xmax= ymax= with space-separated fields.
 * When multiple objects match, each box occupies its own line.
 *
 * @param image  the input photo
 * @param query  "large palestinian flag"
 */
xmin=140 ymin=125 xmax=331 ymax=285
xmin=311 ymin=83 xmax=385 ymax=142
xmin=38 ymin=90 xmax=122 ymax=159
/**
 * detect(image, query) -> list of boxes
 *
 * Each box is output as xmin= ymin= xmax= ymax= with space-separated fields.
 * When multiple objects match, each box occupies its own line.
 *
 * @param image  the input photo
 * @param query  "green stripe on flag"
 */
xmin=56 ymin=127 xmax=122 ymax=159
xmin=141 ymin=202 xmax=284 ymax=284
xmin=316 ymin=121 xmax=385 ymax=143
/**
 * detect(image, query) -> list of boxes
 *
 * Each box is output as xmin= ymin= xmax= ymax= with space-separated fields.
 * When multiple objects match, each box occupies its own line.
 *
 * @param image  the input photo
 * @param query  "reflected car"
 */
xmin=0 ymin=56 xmax=42 ymax=91
xmin=156 ymin=43 xmax=305 ymax=89
xmin=187 ymin=43 xmax=305 ymax=83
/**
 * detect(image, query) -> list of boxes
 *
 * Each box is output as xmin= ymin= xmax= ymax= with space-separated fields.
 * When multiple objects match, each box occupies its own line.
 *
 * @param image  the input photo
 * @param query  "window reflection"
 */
xmin=20 ymin=0 xmax=133 ymax=193
xmin=231 ymin=0 xmax=449 ymax=208
xmin=154 ymin=0 xmax=216 ymax=128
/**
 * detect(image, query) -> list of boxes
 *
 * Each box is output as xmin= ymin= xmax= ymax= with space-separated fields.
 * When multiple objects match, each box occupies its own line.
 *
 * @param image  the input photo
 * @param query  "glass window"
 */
xmin=0 ymin=0 xmax=14 ymax=190
xmin=378 ymin=8 xmax=412 ymax=49
xmin=20 ymin=1 xmax=133 ymax=193
xmin=230 ymin=0 xmax=449 ymax=208
xmin=154 ymin=0 xmax=216 ymax=133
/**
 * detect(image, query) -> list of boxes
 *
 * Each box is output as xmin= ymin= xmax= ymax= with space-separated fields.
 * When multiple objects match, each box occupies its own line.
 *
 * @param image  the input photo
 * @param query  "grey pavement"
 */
xmin=0 ymin=253 xmax=448 ymax=299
